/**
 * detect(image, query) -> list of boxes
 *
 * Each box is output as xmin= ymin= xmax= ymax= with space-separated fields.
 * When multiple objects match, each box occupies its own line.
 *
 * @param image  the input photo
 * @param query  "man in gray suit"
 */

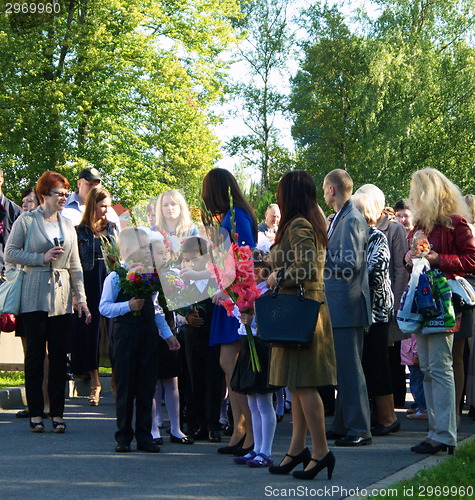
xmin=323 ymin=169 xmax=373 ymax=446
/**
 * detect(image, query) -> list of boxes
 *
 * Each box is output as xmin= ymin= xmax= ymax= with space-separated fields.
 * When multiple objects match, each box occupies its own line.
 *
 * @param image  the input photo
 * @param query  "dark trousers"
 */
xmin=22 ymin=311 xmax=70 ymax=418
xmin=112 ymin=322 xmax=159 ymax=446
xmin=184 ymin=328 xmax=223 ymax=431
xmin=388 ymin=341 xmax=407 ymax=407
xmin=362 ymin=322 xmax=393 ymax=397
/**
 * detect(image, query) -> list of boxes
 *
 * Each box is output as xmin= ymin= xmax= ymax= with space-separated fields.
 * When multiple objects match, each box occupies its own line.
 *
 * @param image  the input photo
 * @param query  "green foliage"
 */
xmin=0 ymin=370 xmax=24 ymax=389
xmin=0 ymin=0 xmax=241 ymax=206
xmin=290 ymin=0 xmax=475 ymax=203
xmin=225 ymin=0 xmax=294 ymax=192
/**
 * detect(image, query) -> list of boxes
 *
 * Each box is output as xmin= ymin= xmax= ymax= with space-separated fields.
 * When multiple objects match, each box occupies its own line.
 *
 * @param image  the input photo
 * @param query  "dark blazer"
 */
xmin=324 ymin=199 xmax=372 ymax=328
xmin=0 ymin=195 xmax=21 ymax=271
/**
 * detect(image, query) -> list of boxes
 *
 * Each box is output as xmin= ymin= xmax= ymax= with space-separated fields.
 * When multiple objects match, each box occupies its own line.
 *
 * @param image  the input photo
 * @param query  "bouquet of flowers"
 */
xmin=206 ymin=202 xmax=262 ymax=372
xmin=160 ymin=269 xmax=211 ymax=315
xmin=117 ymin=263 xmax=161 ymax=316
xmin=411 ymin=230 xmax=431 ymax=258
xmin=100 ymin=235 xmax=121 ymax=273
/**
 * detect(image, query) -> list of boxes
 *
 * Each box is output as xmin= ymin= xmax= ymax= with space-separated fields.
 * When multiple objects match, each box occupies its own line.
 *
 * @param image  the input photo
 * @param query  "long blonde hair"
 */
xmin=155 ymin=189 xmax=194 ymax=236
xmin=409 ymin=168 xmax=470 ymax=233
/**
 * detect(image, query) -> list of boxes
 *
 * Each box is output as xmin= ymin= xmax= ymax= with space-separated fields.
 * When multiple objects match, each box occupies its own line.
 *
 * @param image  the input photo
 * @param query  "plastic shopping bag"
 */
xmin=421 ymin=269 xmax=457 ymax=334
xmin=397 ymin=258 xmax=429 ymax=334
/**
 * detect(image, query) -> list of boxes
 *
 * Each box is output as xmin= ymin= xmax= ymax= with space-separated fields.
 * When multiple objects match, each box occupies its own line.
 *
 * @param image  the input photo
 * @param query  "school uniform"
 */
xmin=183 ymin=279 xmax=223 ymax=434
xmin=99 ymin=271 xmax=173 ymax=448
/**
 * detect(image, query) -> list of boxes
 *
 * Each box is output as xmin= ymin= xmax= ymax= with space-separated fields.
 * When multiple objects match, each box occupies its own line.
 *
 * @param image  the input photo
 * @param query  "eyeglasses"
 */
xmin=50 ymin=190 xmax=69 ymax=198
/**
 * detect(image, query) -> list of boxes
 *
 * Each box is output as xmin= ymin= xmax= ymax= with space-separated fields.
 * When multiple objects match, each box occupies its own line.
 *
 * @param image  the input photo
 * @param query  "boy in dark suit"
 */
xmin=179 ymin=236 xmax=223 ymax=442
xmin=99 ymin=227 xmax=179 ymax=453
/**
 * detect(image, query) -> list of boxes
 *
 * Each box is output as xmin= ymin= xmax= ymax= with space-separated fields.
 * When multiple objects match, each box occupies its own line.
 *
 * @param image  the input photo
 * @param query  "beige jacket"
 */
xmin=5 ymin=207 xmax=86 ymax=316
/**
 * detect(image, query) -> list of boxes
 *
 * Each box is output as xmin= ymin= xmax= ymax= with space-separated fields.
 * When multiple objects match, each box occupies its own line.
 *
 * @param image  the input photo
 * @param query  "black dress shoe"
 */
xmin=115 ymin=443 xmax=131 ymax=453
xmin=191 ymin=428 xmax=209 ymax=440
xmin=371 ymin=420 xmax=401 ymax=436
xmin=153 ymin=437 xmax=163 ymax=445
xmin=335 ymin=435 xmax=372 ymax=447
xmin=170 ymin=434 xmax=194 ymax=445
xmin=326 ymin=430 xmax=345 ymax=440
xmin=411 ymin=441 xmax=454 ymax=454
xmin=209 ymin=430 xmax=221 ymax=443
xmin=137 ymin=442 xmax=161 ymax=453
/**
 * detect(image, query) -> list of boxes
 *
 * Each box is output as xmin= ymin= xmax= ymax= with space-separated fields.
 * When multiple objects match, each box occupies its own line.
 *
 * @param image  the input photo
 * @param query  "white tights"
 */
xmin=151 ymin=377 xmax=186 ymax=439
xmin=246 ymin=393 xmax=276 ymax=459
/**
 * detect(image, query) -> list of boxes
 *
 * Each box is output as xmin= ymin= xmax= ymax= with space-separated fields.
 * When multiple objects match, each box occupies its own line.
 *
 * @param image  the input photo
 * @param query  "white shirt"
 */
xmin=62 ymin=191 xmax=121 ymax=228
xmin=99 ymin=271 xmax=173 ymax=340
xmin=234 ymin=281 xmax=269 ymax=336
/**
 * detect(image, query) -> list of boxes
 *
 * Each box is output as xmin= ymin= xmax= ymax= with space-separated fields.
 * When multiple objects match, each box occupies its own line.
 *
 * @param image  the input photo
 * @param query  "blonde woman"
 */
xmin=155 ymin=190 xmax=199 ymax=237
xmin=405 ymin=168 xmax=475 ymax=454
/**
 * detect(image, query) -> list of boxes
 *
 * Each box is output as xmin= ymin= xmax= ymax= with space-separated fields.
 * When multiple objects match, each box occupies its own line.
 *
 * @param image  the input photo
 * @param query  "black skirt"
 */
xmin=230 ymin=336 xmax=275 ymax=395
xmin=157 ymin=335 xmax=183 ymax=379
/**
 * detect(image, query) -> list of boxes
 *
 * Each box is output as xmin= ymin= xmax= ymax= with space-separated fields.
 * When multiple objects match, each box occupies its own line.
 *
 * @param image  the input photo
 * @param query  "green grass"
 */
xmin=0 ymin=371 xmax=25 ymax=389
xmin=0 ymin=367 xmax=112 ymax=388
xmin=367 ymin=439 xmax=475 ymax=499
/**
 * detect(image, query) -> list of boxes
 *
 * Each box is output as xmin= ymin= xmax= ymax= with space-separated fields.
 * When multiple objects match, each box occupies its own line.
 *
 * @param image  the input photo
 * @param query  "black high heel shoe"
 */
xmin=292 ymin=450 xmax=335 ymax=480
xmin=217 ymin=434 xmax=246 ymax=455
xmin=269 ymin=447 xmax=311 ymax=475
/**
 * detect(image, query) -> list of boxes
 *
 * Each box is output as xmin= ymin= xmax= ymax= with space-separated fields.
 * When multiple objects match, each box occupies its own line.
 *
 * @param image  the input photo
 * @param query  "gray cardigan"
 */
xmin=5 ymin=207 xmax=86 ymax=316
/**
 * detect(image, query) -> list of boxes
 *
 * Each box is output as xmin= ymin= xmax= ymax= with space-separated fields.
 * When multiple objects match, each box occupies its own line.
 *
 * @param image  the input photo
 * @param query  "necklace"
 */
xmin=43 ymin=212 xmax=58 ymax=223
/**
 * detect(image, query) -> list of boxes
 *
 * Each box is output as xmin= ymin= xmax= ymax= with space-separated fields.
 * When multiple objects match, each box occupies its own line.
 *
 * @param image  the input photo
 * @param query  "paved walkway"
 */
xmin=1 ymin=389 xmax=474 ymax=500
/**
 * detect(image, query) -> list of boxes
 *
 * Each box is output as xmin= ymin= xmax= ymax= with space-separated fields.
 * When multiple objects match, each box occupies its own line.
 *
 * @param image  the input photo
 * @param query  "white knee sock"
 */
xmin=256 ymin=393 xmax=276 ymax=458
xmin=162 ymin=377 xmax=186 ymax=439
xmin=247 ymin=394 xmax=262 ymax=456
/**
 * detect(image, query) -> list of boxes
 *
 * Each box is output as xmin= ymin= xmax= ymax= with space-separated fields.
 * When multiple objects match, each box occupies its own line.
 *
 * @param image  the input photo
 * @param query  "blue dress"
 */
xmin=209 ymin=207 xmax=256 ymax=346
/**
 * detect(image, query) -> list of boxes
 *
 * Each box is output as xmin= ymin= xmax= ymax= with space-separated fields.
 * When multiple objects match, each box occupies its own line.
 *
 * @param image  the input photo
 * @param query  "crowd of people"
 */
xmin=1 ymin=165 xmax=475 ymax=480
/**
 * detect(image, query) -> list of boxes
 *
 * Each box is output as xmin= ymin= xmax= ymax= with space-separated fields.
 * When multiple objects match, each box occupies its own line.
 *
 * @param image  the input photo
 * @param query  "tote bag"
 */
xmin=0 ymin=214 xmax=34 ymax=316
xmin=255 ymin=268 xmax=322 ymax=349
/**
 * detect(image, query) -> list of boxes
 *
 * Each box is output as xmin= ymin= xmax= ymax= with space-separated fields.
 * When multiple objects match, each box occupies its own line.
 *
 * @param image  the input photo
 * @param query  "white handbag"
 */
xmin=0 ymin=269 xmax=25 ymax=315
xmin=448 ymin=276 xmax=475 ymax=312
xmin=0 ymin=214 xmax=34 ymax=315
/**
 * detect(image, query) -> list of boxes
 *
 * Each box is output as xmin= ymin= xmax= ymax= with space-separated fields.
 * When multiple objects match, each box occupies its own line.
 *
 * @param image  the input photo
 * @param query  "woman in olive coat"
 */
xmin=267 ymin=171 xmax=336 ymax=480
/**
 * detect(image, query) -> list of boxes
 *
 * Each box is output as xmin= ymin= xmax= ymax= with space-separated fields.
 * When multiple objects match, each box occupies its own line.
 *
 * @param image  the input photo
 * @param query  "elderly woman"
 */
xmin=354 ymin=184 xmax=409 ymax=409
xmin=406 ymin=168 xmax=475 ymax=454
xmin=5 ymin=171 xmax=91 ymax=433
xmin=352 ymin=193 xmax=398 ymax=435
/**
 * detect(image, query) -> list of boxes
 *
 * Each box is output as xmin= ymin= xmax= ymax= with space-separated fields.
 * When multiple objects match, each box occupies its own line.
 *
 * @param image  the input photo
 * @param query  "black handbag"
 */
xmin=255 ymin=268 xmax=323 ymax=349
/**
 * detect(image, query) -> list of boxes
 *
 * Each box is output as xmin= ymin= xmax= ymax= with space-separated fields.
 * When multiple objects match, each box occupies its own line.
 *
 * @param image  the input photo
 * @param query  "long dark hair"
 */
xmin=80 ymin=187 xmax=111 ymax=232
xmin=201 ymin=168 xmax=258 ymax=239
xmin=275 ymin=170 xmax=328 ymax=247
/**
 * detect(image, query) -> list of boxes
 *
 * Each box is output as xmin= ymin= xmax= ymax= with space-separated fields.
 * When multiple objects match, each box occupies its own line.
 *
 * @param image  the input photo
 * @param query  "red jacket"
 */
xmin=409 ymin=215 xmax=475 ymax=279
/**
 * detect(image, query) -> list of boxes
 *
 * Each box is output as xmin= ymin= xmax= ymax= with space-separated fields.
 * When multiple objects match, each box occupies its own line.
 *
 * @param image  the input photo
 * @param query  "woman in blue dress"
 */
xmin=200 ymin=168 xmax=258 ymax=455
